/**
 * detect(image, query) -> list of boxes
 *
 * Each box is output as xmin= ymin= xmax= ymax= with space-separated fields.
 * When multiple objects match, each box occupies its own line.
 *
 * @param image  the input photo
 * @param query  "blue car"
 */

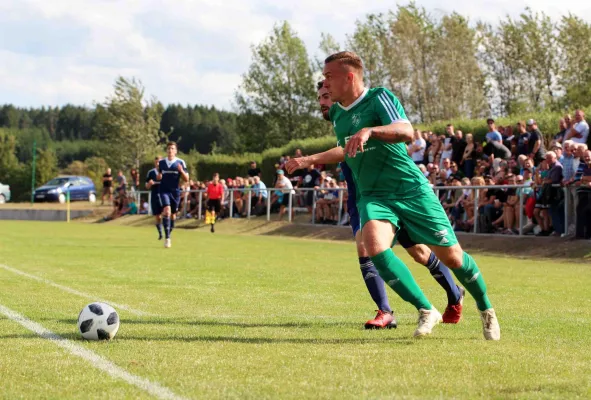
xmin=34 ymin=176 xmax=97 ymax=204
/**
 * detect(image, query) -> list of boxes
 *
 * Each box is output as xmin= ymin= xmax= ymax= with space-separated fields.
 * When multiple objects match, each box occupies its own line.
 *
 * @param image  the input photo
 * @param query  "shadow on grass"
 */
xmin=39 ymin=317 xmax=361 ymax=329
xmin=0 ymin=332 xmax=458 ymax=345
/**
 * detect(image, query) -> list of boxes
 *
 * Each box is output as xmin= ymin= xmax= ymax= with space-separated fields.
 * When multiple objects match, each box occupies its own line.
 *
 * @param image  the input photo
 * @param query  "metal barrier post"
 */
xmin=564 ymin=186 xmax=569 ymax=235
xmin=148 ymin=192 xmax=152 ymax=216
xmin=247 ymin=189 xmax=252 ymax=219
xmin=518 ymin=189 xmax=524 ymax=236
xmin=473 ymin=188 xmax=479 ymax=234
xmin=228 ymin=190 xmax=233 ymax=218
xmin=198 ymin=191 xmax=203 ymax=221
xmin=288 ymin=192 xmax=293 ymax=222
xmin=266 ymin=189 xmax=271 ymax=221
xmin=337 ymin=188 xmax=343 ymax=225
xmin=312 ymin=189 xmax=317 ymax=225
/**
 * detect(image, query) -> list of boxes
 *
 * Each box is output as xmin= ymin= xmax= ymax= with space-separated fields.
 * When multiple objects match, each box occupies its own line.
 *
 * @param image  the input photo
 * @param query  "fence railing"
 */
xmin=128 ymin=183 xmax=578 ymax=237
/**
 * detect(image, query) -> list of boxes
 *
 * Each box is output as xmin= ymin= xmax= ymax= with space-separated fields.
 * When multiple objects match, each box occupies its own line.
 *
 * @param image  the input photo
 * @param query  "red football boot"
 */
xmin=364 ymin=310 xmax=397 ymax=329
xmin=442 ymin=286 xmax=465 ymax=324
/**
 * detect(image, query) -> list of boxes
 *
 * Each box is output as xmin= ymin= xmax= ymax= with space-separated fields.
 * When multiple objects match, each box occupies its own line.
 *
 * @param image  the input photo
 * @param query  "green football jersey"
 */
xmin=330 ymin=87 xmax=429 ymax=198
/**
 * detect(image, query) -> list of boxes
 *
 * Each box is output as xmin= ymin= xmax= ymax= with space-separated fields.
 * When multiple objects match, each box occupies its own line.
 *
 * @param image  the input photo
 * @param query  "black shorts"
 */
xmin=208 ymin=199 xmax=221 ymax=213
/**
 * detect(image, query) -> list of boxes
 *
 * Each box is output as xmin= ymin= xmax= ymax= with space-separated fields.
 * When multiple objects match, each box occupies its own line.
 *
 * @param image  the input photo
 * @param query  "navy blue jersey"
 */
xmin=158 ymin=158 xmax=187 ymax=193
xmin=145 ymin=168 xmax=160 ymax=195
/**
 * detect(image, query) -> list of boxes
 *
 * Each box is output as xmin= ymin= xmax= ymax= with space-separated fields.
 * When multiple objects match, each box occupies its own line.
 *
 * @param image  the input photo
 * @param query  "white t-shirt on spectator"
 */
xmin=411 ymin=138 xmax=426 ymax=162
xmin=441 ymin=137 xmax=453 ymax=160
xmin=277 ymin=175 xmax=295 ymax=194
xmin=571 ymin=120 xmax=589 ymax=144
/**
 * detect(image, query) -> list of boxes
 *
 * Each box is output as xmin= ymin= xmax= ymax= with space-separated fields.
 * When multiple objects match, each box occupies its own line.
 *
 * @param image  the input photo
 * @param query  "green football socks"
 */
xmin=371 ymin=249 xmax=432 ymax=311
xmin=451 ymin=252 xmax=493 ymax=311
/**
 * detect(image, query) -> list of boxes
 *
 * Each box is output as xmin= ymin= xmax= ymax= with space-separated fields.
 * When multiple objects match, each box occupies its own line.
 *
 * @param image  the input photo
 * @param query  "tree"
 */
xmin=96 ymin=77 xmax=166 ymax=169
xmin=235 ymin=21 xmax=322 ymax=152
xmin=36 ymin=147 xmax=58 ymax=185
xmin=558 ymin=15 xmax=591 ymax=108
xmin=346 ymin=14 xmax=388 ymax=87
xmin=0 ymin=129 xmax=19 ymax=180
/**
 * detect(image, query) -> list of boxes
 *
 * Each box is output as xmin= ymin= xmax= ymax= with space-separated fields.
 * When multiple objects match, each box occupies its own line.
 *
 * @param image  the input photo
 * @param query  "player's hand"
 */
xmin=177 ymin=164 xmax=184 ymax=172
xmin=345 ymin=128 xmax=371 ymax=158
xmin=285 ymin=158 xmax=311 ymax=174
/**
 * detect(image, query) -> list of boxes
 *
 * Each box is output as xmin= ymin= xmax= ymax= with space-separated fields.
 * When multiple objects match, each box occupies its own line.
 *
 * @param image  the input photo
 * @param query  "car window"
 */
xmin=46 ymin=178 xmax=70 ymax=186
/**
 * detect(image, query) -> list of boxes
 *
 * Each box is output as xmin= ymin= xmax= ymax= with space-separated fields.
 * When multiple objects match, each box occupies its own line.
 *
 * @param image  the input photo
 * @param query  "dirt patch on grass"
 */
xmin=95 ymin=215 xmax=591 ymax=262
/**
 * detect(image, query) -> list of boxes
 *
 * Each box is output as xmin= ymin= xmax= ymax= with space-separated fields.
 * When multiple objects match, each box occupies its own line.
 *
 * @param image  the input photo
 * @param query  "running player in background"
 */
xmin=158 ymin=142 xmax=189 ymax=248
xmin=289 ymin=52 xmax=499 ymax=339
xmin=317 ymin=82 xmax=464 ymax=329
xmin=146 ymin=156 xmax=163 ymax=240
xmin=206 ymin=173 xmax=224 ymax=233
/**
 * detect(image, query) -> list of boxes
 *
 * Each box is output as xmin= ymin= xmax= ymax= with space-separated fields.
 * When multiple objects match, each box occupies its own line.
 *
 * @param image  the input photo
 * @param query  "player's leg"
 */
xmin=349 ymin=205 xmax=395 ymax=329
xmin=397 ymin=187 xmax=500 ymax=340
xmin=398 ymin=229 xmax=464 ymax=323
xmin=152 ymin=194 xmax=163 ymax=240
xmin=160 ymin=193 xmax=172 ymax=247
xmin=169 ymin=192 xmax=180 ymax=235
xmin=359 ymin=198 xmax=440 ymax=337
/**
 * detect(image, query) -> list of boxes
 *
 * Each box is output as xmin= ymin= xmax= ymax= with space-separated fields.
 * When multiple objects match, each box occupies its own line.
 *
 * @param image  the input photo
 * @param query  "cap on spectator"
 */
xmin=276 ymin=169 xmax=284 ymax=175
xmin=326 ymin=176 xmax=333 ymax=182
xmin=526 ymin=119 xmax=536 ymax=126
xmin=487 ymin=118 xmax=495 ymax=124
xmin=552 ymin=142 xmax=563 ymax=149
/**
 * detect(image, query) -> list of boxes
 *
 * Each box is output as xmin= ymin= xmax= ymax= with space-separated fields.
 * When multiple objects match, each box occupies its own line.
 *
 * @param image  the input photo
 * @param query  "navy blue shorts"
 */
xmin=158 ymin=191 xmax=181 ymax=214
xmin=150 ymin=192 xmax=162 ymax=216
xmin=349 ymin=205 xmax=417 ymax=249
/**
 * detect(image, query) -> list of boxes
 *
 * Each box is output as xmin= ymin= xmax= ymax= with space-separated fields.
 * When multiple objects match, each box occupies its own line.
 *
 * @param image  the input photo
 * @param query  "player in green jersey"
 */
xmin=287 ymin=51 xmax=500 ymax=340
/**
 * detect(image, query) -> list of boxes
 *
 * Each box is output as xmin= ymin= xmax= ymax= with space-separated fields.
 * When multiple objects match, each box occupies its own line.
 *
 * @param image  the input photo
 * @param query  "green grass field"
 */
xmin=1 ymin=221 xmax=590 ymax=399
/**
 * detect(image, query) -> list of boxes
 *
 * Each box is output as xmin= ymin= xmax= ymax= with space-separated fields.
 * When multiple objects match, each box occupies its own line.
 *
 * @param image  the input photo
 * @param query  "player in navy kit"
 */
xmin=158 ymin=142 xmax=189 ymax=248
xmin=146 ymin=156 xmax=163 ymax=240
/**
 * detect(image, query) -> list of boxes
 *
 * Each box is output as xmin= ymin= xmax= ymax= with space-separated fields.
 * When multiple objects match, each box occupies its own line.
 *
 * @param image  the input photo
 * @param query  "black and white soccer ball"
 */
xmin=77 ymin=302 xmax=120 ymax=340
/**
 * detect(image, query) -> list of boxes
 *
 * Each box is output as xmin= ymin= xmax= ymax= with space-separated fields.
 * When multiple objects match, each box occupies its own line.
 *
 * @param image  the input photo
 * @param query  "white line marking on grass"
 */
xmin=0 ymin=264 xmax=152 ymax=317
xmin=0 ymin=304 xmax=187 ymax=400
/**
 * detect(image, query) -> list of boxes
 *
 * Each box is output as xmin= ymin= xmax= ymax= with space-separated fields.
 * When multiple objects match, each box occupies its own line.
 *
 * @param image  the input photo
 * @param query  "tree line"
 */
xmin=2 ymin=2 xmax=591 ymax=201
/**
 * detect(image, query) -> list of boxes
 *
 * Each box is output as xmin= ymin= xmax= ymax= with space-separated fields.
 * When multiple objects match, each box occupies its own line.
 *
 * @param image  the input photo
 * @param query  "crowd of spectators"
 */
xmin=100 ymin=112 xmax=591 ymax=240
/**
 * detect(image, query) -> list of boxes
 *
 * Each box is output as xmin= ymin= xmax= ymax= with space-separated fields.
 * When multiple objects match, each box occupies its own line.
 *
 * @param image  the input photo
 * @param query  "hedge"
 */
xmin=141 ymin=107 xmax=591 ymax=185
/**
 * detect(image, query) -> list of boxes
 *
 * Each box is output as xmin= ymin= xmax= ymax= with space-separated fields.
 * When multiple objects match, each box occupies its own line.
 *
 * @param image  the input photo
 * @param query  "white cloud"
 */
xmin=0 ymin=0 xmax=590 ymax=110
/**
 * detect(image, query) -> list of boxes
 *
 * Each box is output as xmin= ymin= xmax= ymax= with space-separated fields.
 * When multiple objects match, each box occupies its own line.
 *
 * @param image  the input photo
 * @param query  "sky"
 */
xmin=1 ymin=0 xmax=589 ymax=111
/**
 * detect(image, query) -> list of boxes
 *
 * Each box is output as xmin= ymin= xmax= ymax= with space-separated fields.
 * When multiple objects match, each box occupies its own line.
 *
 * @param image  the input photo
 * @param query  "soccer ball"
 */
xmin=77 ymin=302 xmax=120 ymax=340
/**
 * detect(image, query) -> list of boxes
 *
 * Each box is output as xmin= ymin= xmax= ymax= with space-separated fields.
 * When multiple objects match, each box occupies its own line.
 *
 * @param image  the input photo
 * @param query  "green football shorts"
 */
xmin=358 ymin=184 xmax=458 ymax=247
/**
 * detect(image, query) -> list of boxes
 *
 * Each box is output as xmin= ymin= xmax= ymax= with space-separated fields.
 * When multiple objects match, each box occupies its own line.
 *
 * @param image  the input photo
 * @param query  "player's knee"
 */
xmin=438 ymin=245 xmax=463 ymax=269
xmin=407 ymin=245 xmax=430 ymax=265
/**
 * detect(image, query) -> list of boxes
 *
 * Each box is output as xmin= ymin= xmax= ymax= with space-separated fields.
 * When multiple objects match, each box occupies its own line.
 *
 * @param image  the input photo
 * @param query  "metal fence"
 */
xmin=130 ymin=183 xmax=578 ymax=237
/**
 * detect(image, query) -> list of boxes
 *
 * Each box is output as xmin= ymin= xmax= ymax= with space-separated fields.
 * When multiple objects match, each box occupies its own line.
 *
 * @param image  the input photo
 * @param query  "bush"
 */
xmin=54 ymin=140 xmax=111 ymax=168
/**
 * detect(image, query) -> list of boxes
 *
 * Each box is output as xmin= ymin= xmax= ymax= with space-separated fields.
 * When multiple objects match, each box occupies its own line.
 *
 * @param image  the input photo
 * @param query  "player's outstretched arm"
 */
xmin=344 ymin=123 xmax=414 ymax=158
xmin=285 ymin=147 xmax=345 ymax=174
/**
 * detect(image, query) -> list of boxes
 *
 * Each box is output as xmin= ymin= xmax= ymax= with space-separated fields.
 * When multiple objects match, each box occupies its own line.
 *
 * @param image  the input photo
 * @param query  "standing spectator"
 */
xmin=533 ymin=160 xmax=552 ymax=236
xmin=130 ymin=168 xmax=140 ymax=192
xmin=451 ymin=130 xmax=467 ymax=167
xmin=502 ymin=126 xmax=517 ymax=156
xmin=116 ymin=170 xmax=127 ymax=193
xmin=526 ymin=119 xmax=547 ymax=164
xmin=574 ymin=144 xmax=588 ymax=183
xmin=409 ymin=129 xmax=427 ymax=165
xmin=544 ymin=152 xmax=564 ymax=236
xmin=101 ymin=168 xmax=113 ymax=205
xmin=440 ymin=124 xmax=454 ymax=166
xmin=485 ymin=118 xmax=503 ymax=143
xmin=565 ymin=109 xmax=589 ymax=144
xmin=483 ymin=140 xmax=512 ymax=162
xmin=554 ymin=118 xmax=568 ymax=144
xmin=301 ymin=164 xmax=321 ymax=214
xmin=575 ymin=150 xmax=591 ymax=239
xmin=426 ymin=134 xmax=441 ymax=164
xmin=461 ymin=133 xmax=476 ymax=178
xmin=247 ymin=161 xmax=261 ymax=178
xmin=516 ymin=121 xmax=531 ymax=157
xmin=294 ymin=148 xmax=303 ymax=158
xmin=251 ymin=176 xmax=268 ymax=215
xmin=206 ymin=173 xmax=224 ymax=232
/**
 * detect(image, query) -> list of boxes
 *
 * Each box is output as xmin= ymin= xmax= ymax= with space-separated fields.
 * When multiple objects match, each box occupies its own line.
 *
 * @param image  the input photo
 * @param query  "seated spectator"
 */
xmin=564 ymin=109 xmax=589 ymax=144
xmin=575 ymin=150 xmax=591 ymax=239
xmin=495 ymin=174 xmax=519 ymax=234
xmin=233 ymin=176 xmax=245 ymax=217
xmin=457 ymin=176 xmax=486 ymax=232
xmin=116 ymin=170 xmax=127 ymax=193
xmin=482 ymin=176 xmax=504 ymax=233
xmin=441 ymin=158 xmax=452 ymax=178
xmin=449 ymin=161 xmax=464 ymax=179
xmin=251 ymin=176 xmax=268 ymax=215
xmin=275 ymin=170 xmax=295 ymax=220
xmin=301 ymin=164 xmax=321 ymax=214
